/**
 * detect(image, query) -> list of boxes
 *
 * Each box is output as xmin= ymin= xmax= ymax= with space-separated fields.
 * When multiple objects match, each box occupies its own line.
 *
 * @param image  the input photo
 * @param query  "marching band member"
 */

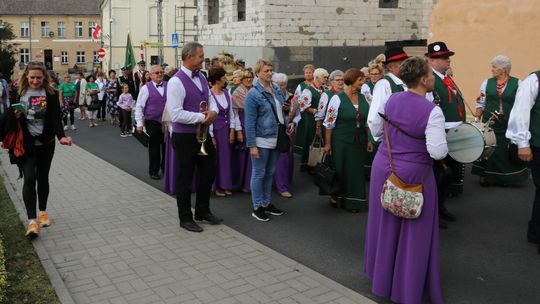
xmin=166 ymin=42 xmax=223 ymax=232
xmin=367 ymin=47 xmax=409 ymax=141
xmin=231 ymin=70 xmax=255 ymax=192
xmin=135 ymin=65 xmax=167 ymax=180
xmin=323 ymin=68 xmax=372 ymax=211
xmin=298 ymin=68 xmax=329 ymax=172
xmin=293 ymin=64 xmax=315 ymax=153
xmin=425 ymin=41 xmax=462 ymax=227
xmin=506 ymin=69 xmax=540 ymax=254
xmin=472 ymin=55 xmax=529 ymax=186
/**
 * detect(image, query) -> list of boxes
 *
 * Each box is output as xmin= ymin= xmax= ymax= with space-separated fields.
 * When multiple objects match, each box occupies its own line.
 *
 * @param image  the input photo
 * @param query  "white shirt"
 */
xmin=367 ymin=73 xmax=407 ymax=142
xmin=208 ymin=91 xmax=241 ymax=133
xmin=323 ymin=94 xmax=361 ymax=129
xmin=506 ymin=73 xmax=539 ymax=148
xmin=96 ymin=78 xmax=106 ymax=100
xmin=299 ymin=87 xmax=323 ymax=112
xmin=315 ymin=91 xmax=331 ymax=122
xmin=360 ymin=83 xmax=373 ymax=105
xmin=135 ymin=81 xmax=165 ymax=127
xmin=166 ymin=65 xmax=218 ymax=125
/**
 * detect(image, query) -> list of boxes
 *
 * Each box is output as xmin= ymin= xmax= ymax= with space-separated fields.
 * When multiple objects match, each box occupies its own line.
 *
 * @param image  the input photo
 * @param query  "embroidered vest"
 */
xmin=332 ymin=91 xmax=369 ymax=144
xmin=172 ymin=70 xmax=210 ymax=133
xmin=307 ymin=86 xmax=322 ymax=109
xmin=144 ymin=81 xmax=167 ymax=122
xmin=434 ymin=74 xmax=466 ymax=123
xmin=483 ymin=76 xmax=518 ymax=133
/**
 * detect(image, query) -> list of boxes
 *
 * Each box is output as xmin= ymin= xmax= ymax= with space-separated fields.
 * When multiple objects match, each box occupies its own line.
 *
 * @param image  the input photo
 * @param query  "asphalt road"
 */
xmin=66 ymin=119 xmax=540 ymax=304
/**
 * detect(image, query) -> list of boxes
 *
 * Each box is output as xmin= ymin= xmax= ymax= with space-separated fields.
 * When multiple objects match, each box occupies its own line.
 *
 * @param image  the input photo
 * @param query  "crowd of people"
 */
xmin=1 ymin=39 xmax=539 ymax=304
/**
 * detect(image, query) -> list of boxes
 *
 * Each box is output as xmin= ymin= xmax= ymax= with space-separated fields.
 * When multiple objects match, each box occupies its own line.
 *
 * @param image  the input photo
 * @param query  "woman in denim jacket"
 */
xmin=245 ymin=60 xmax=291 ymax=221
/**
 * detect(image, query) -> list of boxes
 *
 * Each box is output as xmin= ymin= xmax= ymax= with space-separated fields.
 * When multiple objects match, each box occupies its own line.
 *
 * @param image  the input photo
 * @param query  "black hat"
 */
xmin=137 ymin=60 xmax=146 ymax=65
xmin=121 ymin=66 xmax=129 ymax=71
xmin=383 ymin=47 xmax=409 ymax=64
xmin=425 ymin=41 xmax=455 ymax=58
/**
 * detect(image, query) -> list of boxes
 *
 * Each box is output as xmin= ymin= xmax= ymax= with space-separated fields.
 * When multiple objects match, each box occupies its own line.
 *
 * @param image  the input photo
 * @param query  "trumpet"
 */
xmin=196 ymin=100 xmax=209 ymax=156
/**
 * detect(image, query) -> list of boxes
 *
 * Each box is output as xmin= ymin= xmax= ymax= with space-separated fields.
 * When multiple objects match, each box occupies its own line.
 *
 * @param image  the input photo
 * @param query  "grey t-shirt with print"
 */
xmin=20 ymin=88 xmax=46 ymax=137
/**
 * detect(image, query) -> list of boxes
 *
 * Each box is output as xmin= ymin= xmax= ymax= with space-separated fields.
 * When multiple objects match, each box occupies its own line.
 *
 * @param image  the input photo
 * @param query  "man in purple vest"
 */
xmin=166 ymin=42 xmax=223 ymax=232
xmin=135 ymin=65 xmax=167 ymax=180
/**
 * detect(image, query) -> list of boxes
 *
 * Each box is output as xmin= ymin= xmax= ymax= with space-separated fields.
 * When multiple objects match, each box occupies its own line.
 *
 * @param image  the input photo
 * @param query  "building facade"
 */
xmin=0 ymin=0 xmax=101 ymax=79
xmin=100 ymin=0 xmax=197 ymax=72
xmin=196 ymin=0 xmax=434 ymax=74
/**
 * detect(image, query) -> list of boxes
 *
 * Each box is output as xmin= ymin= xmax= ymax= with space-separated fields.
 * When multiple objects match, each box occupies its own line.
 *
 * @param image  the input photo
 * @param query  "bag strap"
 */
xmin=383 ymin=122 xmax=395 ymax=174
xmin=255 ymin=86 xmax=282 ymax=126
xmin=378 ymin=112 xmax=424 ymax=140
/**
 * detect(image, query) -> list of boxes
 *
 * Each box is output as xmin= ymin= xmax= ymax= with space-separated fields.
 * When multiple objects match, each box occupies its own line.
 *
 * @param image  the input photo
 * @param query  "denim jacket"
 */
xmin=244 ymin=80 xmax=286 ymax=148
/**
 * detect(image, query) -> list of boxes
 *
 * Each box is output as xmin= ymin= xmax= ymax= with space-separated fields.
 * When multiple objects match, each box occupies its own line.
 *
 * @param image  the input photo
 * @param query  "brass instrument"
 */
xmin=196 ymin=100 xmax=209 ymax=156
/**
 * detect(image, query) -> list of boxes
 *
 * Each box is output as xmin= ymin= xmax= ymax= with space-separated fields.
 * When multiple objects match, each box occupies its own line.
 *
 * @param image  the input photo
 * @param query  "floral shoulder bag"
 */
xmin=380 ymin=114 xmax=427 ymax=219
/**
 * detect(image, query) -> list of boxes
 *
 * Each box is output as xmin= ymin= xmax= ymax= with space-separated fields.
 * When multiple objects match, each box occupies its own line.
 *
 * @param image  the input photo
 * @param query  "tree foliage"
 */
xmin=0 ymin=22 xmax=17 ymax=81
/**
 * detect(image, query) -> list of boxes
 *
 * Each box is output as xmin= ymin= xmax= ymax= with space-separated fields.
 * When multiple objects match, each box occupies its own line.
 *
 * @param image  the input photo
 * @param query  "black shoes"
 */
xmin=439 ymin=207 xmax=456 ymax=222
xmin=252 ymin=207 xmax=270 ymax=222
xmin=180 ymin=221 xmax=203 ymax=233
xmin=264 ymin=204 xmax=284 ymax=216
xmin=194 ymin=213 xmax=223 ymax=225
xmin=150 ymin=173 xmax=161 ymax=180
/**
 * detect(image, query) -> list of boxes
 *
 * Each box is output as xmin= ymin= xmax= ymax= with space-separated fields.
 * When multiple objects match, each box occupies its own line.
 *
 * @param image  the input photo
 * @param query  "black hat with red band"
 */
xmin=383 ymin=47 xmax=409 ymax=64
xmin=425 ymin=41 xmax=455 ymax=58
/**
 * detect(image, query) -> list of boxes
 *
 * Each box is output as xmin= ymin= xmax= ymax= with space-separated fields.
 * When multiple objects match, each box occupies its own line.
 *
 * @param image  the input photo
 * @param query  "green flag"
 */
xmin=124 ymin=33 xmax=136 ymax=70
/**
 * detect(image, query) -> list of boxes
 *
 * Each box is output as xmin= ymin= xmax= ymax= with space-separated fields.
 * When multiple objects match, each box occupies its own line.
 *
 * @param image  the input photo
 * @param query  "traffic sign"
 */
xmin=172 ymin=33 xmax=179 ymax=49
xmin=98 ymin=48 xmax=106 ymax=58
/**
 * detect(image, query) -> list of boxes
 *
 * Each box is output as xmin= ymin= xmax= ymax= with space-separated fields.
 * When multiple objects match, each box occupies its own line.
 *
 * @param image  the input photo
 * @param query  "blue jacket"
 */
xmin=244 ymin=80 xmax=286 ymax=148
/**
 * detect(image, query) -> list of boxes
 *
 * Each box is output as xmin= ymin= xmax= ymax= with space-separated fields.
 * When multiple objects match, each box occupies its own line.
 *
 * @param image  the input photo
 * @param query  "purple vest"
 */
xmin=145 ymin=81 xmax=167 ymax=122
xmin=211 ymin=89 xmax=231 ymax=131
xmin=379 ymin=91 xmax=435 ymax=165
xmin=172 ymin=70 xmax=210 ymax=133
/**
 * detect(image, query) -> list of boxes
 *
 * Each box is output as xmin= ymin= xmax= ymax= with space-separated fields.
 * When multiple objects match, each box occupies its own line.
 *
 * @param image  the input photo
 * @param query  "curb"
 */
xmin=0 ymin=162 xmax=75 ymax=304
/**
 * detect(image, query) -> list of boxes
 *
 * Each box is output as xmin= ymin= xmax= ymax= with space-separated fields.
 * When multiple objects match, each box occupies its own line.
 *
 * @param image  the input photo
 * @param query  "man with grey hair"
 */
xmin=166 ymin=42 xmax=222 ymax=232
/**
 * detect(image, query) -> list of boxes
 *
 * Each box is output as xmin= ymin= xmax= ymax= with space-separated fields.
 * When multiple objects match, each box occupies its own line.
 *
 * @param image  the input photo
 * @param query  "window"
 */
xmin=19 ymin=48 xmax=30 ymax=64
xmin=208 ymin=0 xmax=219 ymax=24
xmin=88 ymin=21 xmax=96 ymax=38
xmin=61 ymin=51 xmax=68 ymax=64
xmin=93 ymin=51 xmax=99 ymax=63
xmin=20 ymin=21 xmax=29 ymax=37
xmin=74 ymin=21 xmax=83 ymax=37
xmin=237 ymin=0 xmax=246 ymax=21
xmin=57 ymin=21 xmax=66 ymax=38
xmin=76 ymin=51 xmax=85 ymax=63
xmin=41 ymin=21 xmax=50 ymax=37
xmin=379 ymin=0 xmax=399 ymax=8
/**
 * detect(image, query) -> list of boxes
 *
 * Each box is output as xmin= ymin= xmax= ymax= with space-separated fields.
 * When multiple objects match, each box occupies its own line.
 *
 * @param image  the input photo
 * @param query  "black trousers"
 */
xmin=529 ymin=146 xmax=540 ymax=237
xmin=434 ymin=155 xmax=462 ymax=208
xmin=120 ymin=109 xmax=132 ymax=133
xmin=63 ymin=108 xmax=75 ymax=126
xmin=21 ymin=141 xmax=55 ymax=219
xmin=172 ymin=132 xmax=216 ymax=223
xmin=146 ymin=120 xmax=165 ymax=175
xmin=96 ymin=98 xmax=106 ymax=120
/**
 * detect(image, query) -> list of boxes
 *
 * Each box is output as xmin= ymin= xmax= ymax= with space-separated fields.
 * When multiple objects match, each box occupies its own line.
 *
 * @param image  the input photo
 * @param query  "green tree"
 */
xmin=0 ymin=22 xmax=17 ymax=81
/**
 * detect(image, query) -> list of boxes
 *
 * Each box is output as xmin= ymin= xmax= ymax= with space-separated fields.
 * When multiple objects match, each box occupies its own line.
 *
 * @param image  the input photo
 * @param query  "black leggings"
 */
xmin=120 ymin=109 xmax=132 ymax=133
xmin=21 ymin=141 xmax=55 ymax=219
xmin=63 ymin=108 xmax=75 ymax=126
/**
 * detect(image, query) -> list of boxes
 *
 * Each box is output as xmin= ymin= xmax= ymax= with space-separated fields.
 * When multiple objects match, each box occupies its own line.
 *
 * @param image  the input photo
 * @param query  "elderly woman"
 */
xmin=314 ymin=70 xmax=345 ymax=134
xmin=323 ymin=68 xmax=372 ymax=211
xmin=229 ymin=69 xmax=243 ymax=95
xmin=299 ymin=68 xmax=329 ymax=172
xmin=364 ymin=57 xmax=447 ymax=303
xmin=244 ymin=60 xmax=286 ymax=222
xmin=272 ymin=72 xmax=296 ymax=198
xmin=472 ymin=55 xmax=529 ymax=186
xmin=231 ymin=70 xmax=255 ymax=192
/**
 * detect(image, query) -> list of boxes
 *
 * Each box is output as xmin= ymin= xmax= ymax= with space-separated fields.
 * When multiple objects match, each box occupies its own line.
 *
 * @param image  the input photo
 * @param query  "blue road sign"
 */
xmin=172 ymin=33 xmax=179 ymax=49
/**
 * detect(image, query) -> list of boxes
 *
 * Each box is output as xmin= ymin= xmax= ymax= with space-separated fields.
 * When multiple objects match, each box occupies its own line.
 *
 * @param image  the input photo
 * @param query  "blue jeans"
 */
xmin=250 ymin=147 xmax=278 ymax=210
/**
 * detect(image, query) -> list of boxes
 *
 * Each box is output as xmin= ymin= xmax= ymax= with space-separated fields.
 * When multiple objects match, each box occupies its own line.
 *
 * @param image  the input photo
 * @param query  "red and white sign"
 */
xmin=98 ymin=48 xmax=106 ymax=58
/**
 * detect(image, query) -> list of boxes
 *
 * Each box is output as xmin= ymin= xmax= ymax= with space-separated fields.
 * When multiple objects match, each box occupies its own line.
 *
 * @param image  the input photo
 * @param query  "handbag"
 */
xmin=256 ymin=87 xmax=290 ymax=153
xmin=314 ymin=153 xmax=341 ymax=196
xmin=380 ymin=118 xmax=425 ymax=219
xmin=308 ymin=135 xmax=325 ymax=167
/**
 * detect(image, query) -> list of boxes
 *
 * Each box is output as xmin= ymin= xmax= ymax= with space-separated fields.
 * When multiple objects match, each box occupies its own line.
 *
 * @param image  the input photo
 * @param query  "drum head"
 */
xmin=447 ymin=123 xmax=485 ymax=163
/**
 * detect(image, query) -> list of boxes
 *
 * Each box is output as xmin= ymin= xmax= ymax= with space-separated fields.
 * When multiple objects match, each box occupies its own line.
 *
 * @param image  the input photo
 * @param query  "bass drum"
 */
xmin=446 ymin=122 xmax=496 ymax=163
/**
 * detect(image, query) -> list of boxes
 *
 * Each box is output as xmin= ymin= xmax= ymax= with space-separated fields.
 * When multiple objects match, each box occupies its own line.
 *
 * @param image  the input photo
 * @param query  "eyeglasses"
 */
xmin=332 ymin=79 xmax=344 ymax=82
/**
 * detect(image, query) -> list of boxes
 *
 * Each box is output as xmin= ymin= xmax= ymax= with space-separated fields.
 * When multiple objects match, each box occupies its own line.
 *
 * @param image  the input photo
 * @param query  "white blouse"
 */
xmin=475 ymin=78 xmax=521 ymax=111
xmin=360 ymin=83 xmax=373 ymax=105
xmin=506 ymin=73 xmax=540 ymax=148
xmin=323 ymin=94 xmax=360 ymax=129
xmin=208 ymin=92 xmax=241 ymax=137
xmin=314 ymin=91 xmax=331 ymax=122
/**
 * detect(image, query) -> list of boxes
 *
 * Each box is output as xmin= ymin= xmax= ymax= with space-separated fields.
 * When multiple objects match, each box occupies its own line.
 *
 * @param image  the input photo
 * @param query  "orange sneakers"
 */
xmin=25 ymin=220 xmax=40 ymax=238
xmin=38 ymin=211 xmax=52 ymax=227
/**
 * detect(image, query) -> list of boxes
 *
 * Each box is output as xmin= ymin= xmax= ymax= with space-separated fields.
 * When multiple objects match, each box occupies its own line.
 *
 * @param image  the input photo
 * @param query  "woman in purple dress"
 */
xmin=364 ymin=56 xmax=448 ymax=304
xmin=231 ymin=70 xmax=255 ymax=192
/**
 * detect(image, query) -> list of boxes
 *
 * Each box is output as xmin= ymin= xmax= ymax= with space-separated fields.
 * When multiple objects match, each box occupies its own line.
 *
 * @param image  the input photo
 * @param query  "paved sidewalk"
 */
xmin=0 ymin=144 xmax=374 ymax=304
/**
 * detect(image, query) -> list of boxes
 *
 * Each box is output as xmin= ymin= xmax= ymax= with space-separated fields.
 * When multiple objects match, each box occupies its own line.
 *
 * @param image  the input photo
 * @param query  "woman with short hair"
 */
xmin=58 ymin=74 xmax=77 ymax=130
xmin=364 ymin=56 xmax=447 ymax=303
xmin=323 ymin=68 xmax=372 ymax=211
xmin=472 ymin=55 xmax=529 ymax=186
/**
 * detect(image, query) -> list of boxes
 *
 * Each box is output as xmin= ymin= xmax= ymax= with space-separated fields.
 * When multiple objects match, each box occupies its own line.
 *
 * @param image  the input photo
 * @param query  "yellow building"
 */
xmin=0 ymin=0 xmax=101 ymax=80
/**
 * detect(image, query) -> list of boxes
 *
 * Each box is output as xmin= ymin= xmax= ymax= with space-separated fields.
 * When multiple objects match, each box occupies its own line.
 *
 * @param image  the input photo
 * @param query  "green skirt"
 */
xmin=332 ymin=138 xmax=368 ymax=212
xmin=471 ymin=132 xmax=530 ymax=184
xmin=294 ymin=112 xmax=308 ymax=154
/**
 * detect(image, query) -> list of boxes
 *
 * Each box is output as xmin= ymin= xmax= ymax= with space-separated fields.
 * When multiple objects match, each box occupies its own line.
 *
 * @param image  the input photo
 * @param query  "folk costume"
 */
xmin=231 ymin=84 xmax=252 ymax=192
xmin=293 ymin=81 xmax=309 ymax=153
xmin=298 ymin=84 xmax=324 ymax=171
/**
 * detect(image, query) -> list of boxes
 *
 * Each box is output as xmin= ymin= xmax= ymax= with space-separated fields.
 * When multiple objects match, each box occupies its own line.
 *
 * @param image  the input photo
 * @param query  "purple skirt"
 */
xmin=273 ymin=146 xmax=294 ymax=193
xmin=163 ymin=135 xmax=177 ymax=195
xmin=364 ymin=152 xmax=443 ymax=304
xmin=213 ymin=127 xmax=233 ymax=190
